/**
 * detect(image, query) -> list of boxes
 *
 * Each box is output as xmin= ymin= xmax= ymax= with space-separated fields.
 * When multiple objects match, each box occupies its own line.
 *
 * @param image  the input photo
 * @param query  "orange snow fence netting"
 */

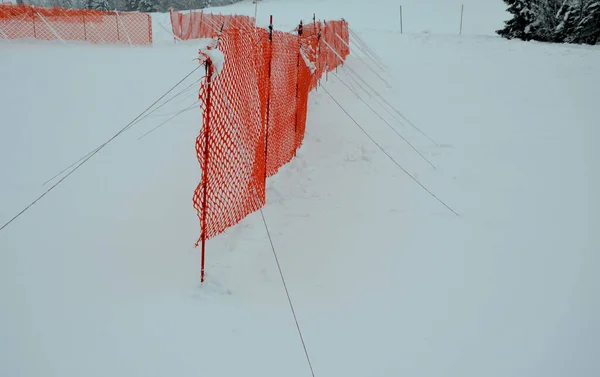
xmin=0 ymin=4 xmax=152 ymax=45
xmin=171 ymin=10 xmax=350 ymax=246
xmin=169 ymin=9 xmax=254 ymax=41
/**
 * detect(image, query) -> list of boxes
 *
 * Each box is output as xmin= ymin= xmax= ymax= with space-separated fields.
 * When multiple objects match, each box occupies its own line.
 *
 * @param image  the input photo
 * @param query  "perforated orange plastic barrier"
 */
xmin=170 ymin=9 xmax=253 ymax=41
xmin=190 ymin=15 xmax=350 ymax=245
xmin=0 ymin=4 xmax=152 ymax=45
xmin=193 ymin=17 xmax=266 ymax=242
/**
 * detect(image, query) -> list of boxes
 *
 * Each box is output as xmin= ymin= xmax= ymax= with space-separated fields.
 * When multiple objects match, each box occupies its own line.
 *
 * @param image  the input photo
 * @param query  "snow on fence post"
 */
xmin=460 ymin=4 xmax=464 ymax=36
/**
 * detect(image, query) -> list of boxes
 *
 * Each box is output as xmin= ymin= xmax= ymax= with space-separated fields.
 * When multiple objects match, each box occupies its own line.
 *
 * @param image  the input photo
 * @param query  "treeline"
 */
xmin=12 ymin=0 xmax=243 ymax=13
xmin=497 ymin=0 xmax=600 ymax=45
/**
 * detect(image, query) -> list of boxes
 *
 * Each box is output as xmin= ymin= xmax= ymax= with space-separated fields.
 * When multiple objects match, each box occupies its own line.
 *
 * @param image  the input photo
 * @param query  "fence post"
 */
xmin=115 ymin=11 xmax=120 ymax=43
xmin=191 ymin=9 xmax=194 ymax=38
xmin=200 ymin=10 xmax=204 ymax=38
xmin=399 ymin=5 xmax=403 ymax=34
xmin=170 ymin=9 xmax=175 ymax=43
xmin=82 ymin=12 xmax=87 ymax=41
xmin=324 ymin=20 xmax=328 ymax=82
xmin=264 ymin=15 xmax=274 ymax=182
xmin=294 ymin=20 xmax=303 ymax=157
xmin=200 ymin=60 xmax=214 ymax=284
xmin=316 ymin=19 xmax=321 ymax=91
xmin=460 ymin=4 xmax=464 ymax=36
xmin=31 ymin=6 xmax=36 ymax=39
xmin=148 ymin=14 xmax=152 ymax=44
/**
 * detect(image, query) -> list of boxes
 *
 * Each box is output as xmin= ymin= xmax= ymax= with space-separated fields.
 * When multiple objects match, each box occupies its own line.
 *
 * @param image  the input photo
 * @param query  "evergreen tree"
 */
xmin=16 ymin=0 xmax=24 ymax=5
xmin=554 ymin=0 xmax=582 ymax=42
xmin=155 ymin=0 xmax=171 ymax=12
xmin=95 ymin=0 xmax=110 ymax=10
xmin=126 ymin=0 xmax=139 ymax=11
xmin=137 ymin=0 xmax=156 ymax=12
xmin=532 ymin=0 xmax=562 ymax=42
xmin=497 ymin=0 xmax=539 ymax=41
xmin=574 ymin=0 xmax=600 ymax=44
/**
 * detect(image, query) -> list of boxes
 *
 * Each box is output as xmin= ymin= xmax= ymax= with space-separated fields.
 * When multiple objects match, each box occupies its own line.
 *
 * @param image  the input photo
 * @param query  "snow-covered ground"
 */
xmin=1 ymin=1 xmax=600 ymax=376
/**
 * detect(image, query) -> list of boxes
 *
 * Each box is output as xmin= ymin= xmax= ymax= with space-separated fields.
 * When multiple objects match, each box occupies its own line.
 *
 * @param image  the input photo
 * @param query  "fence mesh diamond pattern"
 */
xmin=174 ymin=11 xmax=350 ymax=245
xmin=0 ymin=5 xmax=152 ymax=45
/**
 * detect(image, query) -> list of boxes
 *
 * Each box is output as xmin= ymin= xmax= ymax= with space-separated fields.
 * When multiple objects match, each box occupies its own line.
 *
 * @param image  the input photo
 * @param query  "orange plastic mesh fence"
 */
xmin=192 ymin=16 xmax=350 ymax=244
xmin=170 ymin=9 xmax=254 ymax=41
xmin=0 ymin=4 xmax=152 ymax=45
xmin=193 ymin=18 xmax=266 ymax=242
xmin=0 ymin=4 xmax=152 ymax=44
xmin=265 ymin=30 xmax=299 ymax=177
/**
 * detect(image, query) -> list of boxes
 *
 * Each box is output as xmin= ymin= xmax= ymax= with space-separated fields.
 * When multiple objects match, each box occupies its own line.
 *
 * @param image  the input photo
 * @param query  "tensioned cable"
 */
xmin=42 ymin=76 xmax=202 ymax=186
xmin=322 ymin=40 xmax=435 ymax=168
xmin=201 ymin=83 xmax=316 ymax=377
xmin=323 ymin=37 xmax=432 ymax=144
xmin=0 ymin=65 xmax=203 ymax=234
xmin=138 ymin=101 xmax=200 ymax=140
xmin=321 ymin=85 xmax=459 ymax=217
xmin=330 ymin=71 xmax=436 ymax=169
xmin=342 ymin=63 xmax=439 ymax=146
xmin=260 ymin=208 xmax=316 ymax=377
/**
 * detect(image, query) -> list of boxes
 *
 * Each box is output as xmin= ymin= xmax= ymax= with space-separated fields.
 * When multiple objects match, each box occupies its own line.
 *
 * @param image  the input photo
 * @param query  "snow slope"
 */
xmin=151 ymin=0 xmax=509 ymax=41
xmin=1 ymin=1 xmax=600 ymax=376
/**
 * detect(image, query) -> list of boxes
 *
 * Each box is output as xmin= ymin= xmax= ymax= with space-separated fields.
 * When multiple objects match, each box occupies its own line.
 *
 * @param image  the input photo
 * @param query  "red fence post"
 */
xmin=200 ymin=11 xmax=204 ymax=37
xmin=82 ymin=12 xmax=87 ymax=41
xmin=264 ymin=15 xmax=274 ymax=181
xmin=294 ymin=20 xmax=303 ymax=157
xmin=200 ymin=60 xmax=214 ymax=284
xmin=115 ymin=11 xmax=120 ymax=43
xmin=31 ymin=6 xmax=36 ymax=39
xmin=148 ymin=14 xmax=152 ymax=44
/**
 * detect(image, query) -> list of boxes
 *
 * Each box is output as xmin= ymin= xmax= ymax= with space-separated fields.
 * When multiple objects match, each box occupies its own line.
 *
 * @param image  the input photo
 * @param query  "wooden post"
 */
xmin=460 ymin=4 xmax=464 ymax=36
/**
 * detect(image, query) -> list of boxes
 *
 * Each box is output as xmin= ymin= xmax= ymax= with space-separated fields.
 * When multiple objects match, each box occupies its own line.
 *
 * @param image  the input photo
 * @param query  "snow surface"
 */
xmin=1 ymin=1 xmax=600 ymax=377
